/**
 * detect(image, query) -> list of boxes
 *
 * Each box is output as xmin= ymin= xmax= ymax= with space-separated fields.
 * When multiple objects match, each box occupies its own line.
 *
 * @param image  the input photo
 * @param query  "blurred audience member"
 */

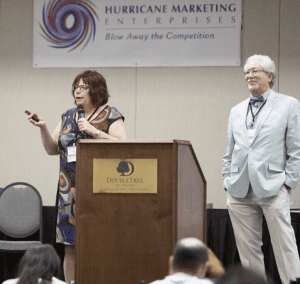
xmin=206 ymin=248 xmax=225 ymax=278
xmin=150 ymin=237 xmax=213 ymax=284
xmin=2 ymin=244 xmax=66 ymax=284
xmin=215 ymin=265 xmax=270 ymax=284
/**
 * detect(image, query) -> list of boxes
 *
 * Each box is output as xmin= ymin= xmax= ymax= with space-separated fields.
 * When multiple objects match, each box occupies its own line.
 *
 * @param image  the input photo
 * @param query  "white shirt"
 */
xmin=2 ymin=277 xmax=67 ymax=284
xmin=149 ymin=272 xmax=213 ymax=284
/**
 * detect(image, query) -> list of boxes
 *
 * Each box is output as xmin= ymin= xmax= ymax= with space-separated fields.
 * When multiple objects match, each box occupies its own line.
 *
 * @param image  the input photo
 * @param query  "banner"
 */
xmin=33 ymin=0 xmax=242 ymax=67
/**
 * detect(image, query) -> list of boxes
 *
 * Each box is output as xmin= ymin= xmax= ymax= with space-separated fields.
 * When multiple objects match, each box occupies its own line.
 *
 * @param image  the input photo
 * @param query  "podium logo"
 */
xmin=117 ymin=161 xmax=134 ymax=176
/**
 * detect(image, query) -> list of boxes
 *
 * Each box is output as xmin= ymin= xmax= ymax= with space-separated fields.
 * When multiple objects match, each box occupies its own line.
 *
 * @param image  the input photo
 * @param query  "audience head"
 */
xmin=169 ymin=237 xmax=209 ymax=278
xmin=17 ymin=244 xmax=62 ymax=284
xmin=215 ymin=265 xmax=270 ymax=284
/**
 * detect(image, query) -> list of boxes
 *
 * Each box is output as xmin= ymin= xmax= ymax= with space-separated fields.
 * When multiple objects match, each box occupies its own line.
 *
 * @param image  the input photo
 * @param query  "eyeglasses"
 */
xmin=244 ymin=69 xmax=267 ymax=76
xmin=72 ymin=84 xmax=89 ymax=92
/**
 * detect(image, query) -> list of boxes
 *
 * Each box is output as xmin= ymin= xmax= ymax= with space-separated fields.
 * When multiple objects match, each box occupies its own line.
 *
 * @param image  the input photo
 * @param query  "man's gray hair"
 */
xmin=244 ymin=55 xmax=276 ymax=88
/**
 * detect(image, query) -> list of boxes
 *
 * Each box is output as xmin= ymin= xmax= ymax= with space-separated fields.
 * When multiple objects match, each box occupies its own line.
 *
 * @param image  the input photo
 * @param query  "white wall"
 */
xmin=0 ymin=0 xmax=300 ymax=208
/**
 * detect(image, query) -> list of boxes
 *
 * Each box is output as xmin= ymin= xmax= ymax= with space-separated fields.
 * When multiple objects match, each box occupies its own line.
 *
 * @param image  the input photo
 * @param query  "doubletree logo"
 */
xmin=117 ymin=161 xmax=134 ymax=176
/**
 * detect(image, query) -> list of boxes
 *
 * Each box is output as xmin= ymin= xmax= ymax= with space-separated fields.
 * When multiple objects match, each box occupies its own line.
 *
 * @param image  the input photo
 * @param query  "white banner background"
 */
xmin=33 ymin=0 xmax=242 ymax=68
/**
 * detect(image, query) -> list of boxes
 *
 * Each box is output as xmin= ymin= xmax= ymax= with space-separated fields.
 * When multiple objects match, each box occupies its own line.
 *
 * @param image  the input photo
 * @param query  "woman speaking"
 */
xmin=28 ymin=71 xmax=127 ymax=283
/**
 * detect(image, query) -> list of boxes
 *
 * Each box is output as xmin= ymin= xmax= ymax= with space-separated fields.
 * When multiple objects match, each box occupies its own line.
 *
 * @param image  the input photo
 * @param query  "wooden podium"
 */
xmin=75 ymin=139 xmax=206 ymax=284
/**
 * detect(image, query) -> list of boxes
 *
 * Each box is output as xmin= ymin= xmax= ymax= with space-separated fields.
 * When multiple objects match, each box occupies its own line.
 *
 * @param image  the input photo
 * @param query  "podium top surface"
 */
xmin=78 ymin=139 xmax=191 ymax=145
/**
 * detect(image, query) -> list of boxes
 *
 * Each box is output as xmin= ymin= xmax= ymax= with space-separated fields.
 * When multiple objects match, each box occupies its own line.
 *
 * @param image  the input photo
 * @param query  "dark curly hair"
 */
xmin=72 ymin=70 xmax=110 ymax=107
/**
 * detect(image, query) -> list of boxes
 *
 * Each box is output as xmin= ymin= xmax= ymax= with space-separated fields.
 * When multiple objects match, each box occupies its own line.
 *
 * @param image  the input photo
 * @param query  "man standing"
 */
xmin=222 ymin=54 xmax=300 ymax=284
xmin=150 ymin=238 xmax=212 ymax=284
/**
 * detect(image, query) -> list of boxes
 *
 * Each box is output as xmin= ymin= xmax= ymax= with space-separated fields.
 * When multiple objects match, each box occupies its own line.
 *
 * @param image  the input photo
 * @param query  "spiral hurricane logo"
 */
xmin=39 ymin=0 xmax=99 ymax=52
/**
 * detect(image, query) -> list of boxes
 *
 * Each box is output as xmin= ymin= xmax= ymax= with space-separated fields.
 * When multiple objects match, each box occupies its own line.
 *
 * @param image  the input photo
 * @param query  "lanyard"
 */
xmin=247 ymin=100 xmax=267 ymax=129
xmin=86 ymin=105 xmax=101 ymax=122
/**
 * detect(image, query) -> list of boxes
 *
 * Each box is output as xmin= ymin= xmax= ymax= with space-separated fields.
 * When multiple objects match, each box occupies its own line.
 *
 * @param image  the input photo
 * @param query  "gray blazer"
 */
xmin=222 ymin=90 xmax=300 ymax=198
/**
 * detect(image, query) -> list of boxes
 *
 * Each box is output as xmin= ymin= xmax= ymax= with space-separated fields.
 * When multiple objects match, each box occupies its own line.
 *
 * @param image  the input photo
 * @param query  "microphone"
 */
xmin=77 ymin=105 xmax=85 ymax=120
xmin=77 ymin=105 xmax=87 ymax=139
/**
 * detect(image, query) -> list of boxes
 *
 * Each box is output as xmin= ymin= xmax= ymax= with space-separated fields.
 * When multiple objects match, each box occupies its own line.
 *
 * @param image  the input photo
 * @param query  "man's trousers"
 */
xmin=227 ymin=185 xmax=300 ymax=284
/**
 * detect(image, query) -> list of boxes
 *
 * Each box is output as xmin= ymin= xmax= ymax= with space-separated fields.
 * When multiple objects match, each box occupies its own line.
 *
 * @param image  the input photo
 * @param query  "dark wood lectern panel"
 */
xmin=177 ymin=142 xmax=206 ymax=242
xmin=75 ymin=140 xmax=206 ymax=284
xmin=76 ymin=142 xmax=174 ymax=284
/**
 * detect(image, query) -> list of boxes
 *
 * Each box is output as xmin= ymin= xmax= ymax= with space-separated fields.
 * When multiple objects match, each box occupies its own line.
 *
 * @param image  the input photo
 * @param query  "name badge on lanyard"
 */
xmin=67 ymin=146 xmax=76 ymax=163
xmin=248 ymin=100 xmax=267 ymax=130
xmin=248 ymin=128 xmax=255 ymax=144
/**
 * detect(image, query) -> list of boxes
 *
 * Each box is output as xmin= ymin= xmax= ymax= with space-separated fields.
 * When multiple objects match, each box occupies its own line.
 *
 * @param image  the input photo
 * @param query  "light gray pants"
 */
xmin=227 ymin=185 xmax=300 ymax=284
